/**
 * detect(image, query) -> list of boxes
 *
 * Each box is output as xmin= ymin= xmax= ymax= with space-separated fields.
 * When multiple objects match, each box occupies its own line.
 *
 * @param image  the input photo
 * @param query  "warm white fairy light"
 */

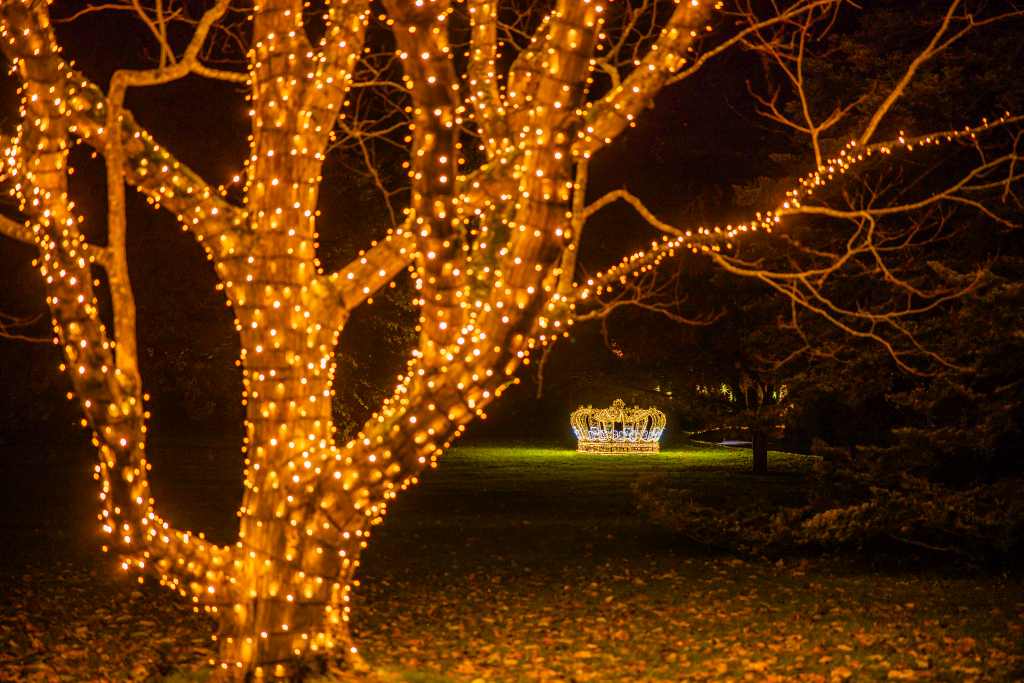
xmin=571 ymin=399 xmax=666 ymax=454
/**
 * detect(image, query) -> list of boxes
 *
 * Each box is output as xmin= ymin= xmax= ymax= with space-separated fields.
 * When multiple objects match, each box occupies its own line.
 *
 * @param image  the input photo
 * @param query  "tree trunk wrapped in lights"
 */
xmin=1 ymin=0 xmax=1022 ymax=679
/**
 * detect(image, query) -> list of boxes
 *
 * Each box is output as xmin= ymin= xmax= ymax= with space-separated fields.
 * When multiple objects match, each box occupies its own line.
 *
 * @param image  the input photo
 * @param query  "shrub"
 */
xmin=634 ymin=457 xmax=1024 ymax=562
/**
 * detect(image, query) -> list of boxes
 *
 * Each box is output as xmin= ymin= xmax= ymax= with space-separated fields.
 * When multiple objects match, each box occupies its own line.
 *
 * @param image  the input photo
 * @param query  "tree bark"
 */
xmin=752 ymin=429 xmax=768 ymax=474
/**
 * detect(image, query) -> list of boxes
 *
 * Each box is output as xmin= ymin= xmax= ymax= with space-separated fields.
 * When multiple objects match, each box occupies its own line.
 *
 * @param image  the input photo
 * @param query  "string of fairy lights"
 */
xmin=1 ymin=0 xmax=1020 ymax=678
xmin=567 ymin=113 xmax=1023 ymax=313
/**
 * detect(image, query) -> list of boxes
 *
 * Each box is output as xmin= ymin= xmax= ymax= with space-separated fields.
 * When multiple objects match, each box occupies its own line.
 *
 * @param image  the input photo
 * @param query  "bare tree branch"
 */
xmin=0 ymin=212 xmax=34 ymax=245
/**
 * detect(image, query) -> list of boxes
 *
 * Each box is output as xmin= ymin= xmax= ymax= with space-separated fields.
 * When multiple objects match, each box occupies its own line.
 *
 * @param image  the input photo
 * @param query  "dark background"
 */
xmin=2 ymin=1 xmax=1023 ymax=545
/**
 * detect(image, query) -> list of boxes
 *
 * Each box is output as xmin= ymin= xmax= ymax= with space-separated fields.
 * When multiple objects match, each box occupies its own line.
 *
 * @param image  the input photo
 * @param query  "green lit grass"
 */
xmin=370 ymin=442 xmax=810 ymax=541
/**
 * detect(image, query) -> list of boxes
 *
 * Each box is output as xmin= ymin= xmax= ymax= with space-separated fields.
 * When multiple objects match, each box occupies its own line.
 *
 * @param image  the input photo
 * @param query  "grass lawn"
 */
xmin=1 ymin=442 xmax=1021 ymax=681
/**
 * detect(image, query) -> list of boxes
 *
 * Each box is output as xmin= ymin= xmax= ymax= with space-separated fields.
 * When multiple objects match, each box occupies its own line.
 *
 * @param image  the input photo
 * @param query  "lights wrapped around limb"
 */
xmin=0 ymin=0 xmax=716 ymax=676
xmin=66 ymin=70 xmax=248 ymax=263
xmin=0 ymin=0 xmax=236 ymax=608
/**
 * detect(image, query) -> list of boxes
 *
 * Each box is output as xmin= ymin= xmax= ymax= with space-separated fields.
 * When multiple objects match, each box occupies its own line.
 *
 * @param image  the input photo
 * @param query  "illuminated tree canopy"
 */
xmin=0 ymin=0 xmax=1021 ymax=679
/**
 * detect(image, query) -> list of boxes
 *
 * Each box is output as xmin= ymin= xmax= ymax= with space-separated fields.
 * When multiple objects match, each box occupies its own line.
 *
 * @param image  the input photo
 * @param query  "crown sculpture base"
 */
xmin=571 ymin=399 xmax=666 ymax=454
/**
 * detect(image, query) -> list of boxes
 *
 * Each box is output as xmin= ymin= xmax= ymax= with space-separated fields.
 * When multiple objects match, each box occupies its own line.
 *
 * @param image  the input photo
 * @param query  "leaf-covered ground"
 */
xmin=0 ymin=562 xmax=215 ymax=681
xmin=1 ymin=443 xmax=1022 ymax=681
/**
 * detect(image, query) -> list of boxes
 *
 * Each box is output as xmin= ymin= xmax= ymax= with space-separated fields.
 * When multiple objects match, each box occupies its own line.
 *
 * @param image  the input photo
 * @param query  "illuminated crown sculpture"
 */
xmin=571 ymin=399 xmax=666 ymax=454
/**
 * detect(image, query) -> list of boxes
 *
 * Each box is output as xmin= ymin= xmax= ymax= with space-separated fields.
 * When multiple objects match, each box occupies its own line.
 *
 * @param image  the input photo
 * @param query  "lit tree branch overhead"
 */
xmin=1 ymin=0 xmax=1022 ymax=679
xmin=573 ymin=116 xmax=1024 ymax=373
xmin=0 ymin=0 xmax=238 ymax=616
xmin=0 ymin=208 xmax=34 ymax=245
